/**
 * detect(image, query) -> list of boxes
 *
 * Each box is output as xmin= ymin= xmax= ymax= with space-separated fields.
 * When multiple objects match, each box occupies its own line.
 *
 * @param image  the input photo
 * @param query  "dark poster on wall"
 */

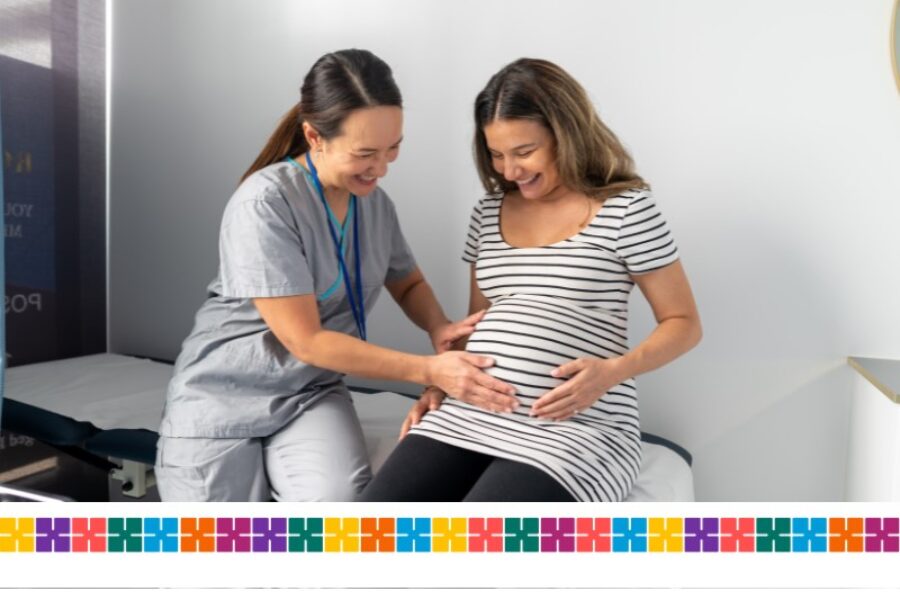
xmin=0 ymin=55 xmax=59 ymax=367
xmin=0 ymin=0 xmax=105 ymax=369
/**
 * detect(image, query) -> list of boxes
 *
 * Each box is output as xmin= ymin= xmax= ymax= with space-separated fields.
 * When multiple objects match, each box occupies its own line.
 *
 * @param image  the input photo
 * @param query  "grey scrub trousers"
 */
xmin=155 ymin=160 xmax=417 ymax=501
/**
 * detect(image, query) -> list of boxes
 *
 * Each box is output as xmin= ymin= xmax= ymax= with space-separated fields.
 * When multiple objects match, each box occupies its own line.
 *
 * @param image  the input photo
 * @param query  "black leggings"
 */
xmin=358 ymin=434 xmax=575 ymax=502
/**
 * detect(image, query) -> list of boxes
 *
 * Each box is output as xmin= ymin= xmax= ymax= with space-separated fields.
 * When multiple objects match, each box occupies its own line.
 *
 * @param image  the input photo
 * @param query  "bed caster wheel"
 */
xmin=110 ymin=460 xmax=155 ymax=498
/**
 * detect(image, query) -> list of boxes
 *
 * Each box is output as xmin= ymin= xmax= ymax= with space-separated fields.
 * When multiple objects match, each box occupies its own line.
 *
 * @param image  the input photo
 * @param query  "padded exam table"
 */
xmin=3 ymin=353 xmax=694 ymax=501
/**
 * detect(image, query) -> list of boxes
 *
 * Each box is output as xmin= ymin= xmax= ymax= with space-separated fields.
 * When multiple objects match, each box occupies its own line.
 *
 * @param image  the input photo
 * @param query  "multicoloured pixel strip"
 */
xmin=1 ymin=517 xmax=898 ymax=553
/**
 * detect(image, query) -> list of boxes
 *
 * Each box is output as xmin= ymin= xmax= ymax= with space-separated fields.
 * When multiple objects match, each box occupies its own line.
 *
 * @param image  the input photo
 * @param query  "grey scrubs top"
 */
xmin=159 ymin=161 xmax=417 ymax=438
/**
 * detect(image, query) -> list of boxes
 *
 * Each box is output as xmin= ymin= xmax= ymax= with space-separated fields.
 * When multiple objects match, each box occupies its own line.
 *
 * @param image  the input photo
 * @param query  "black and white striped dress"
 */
xmin=410 ymin=189 xmax=679 ymax=502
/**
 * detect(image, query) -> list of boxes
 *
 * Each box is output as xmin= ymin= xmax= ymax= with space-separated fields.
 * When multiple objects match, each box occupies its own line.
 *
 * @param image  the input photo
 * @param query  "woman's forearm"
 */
xmin=291 ymin=329 xmax=431 ymax=385
xmin=394 ymin=278 xmax=450 ymax=335
xmin=289 ymin=329 xmax=515 ymax=410
xmin=612 ymin=316 xmax=702 ymax=381
xmin=252 ymin=294 xmax=512 ymax=404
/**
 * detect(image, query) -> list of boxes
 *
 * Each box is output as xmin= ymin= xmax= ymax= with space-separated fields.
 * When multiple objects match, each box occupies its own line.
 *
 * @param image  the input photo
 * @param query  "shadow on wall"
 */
xmin=691 ymin=363 xmax=852 ymax=501
xmin=633 ymin=189 xmax=856 ymax=501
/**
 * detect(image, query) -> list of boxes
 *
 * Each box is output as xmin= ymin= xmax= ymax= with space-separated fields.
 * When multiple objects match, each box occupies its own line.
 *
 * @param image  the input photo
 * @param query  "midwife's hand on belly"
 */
xmin=530 ymin=357 xmax=625 ymax=421
xmin=426 ymin=351 xmax=519 ymax=413
xmin=429 ymin=310 xmax=487 ymax=353
xmin=398 ymin=386 xmax=446 ymax=440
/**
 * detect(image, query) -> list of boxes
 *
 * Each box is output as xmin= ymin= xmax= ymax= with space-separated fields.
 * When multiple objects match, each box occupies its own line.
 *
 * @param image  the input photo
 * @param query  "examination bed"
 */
xmin=2 ymin=353 xmax=694 ymax=501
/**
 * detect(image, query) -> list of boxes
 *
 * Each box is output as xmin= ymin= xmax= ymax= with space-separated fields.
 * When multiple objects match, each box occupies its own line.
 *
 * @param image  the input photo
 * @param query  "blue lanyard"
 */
xmin=303 ymin=152 xmax=367 ymax=341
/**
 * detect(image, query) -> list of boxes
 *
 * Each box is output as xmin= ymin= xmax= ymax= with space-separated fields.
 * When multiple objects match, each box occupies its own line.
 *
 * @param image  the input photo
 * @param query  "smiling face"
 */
xmin=304 ymin=105 xmax=403 ymax=196
xmin=482 ymin=118 xmax=568 ymax=201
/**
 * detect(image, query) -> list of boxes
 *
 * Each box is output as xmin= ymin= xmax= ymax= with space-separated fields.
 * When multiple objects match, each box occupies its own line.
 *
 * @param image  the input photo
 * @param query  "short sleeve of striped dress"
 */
xmin=614 ymin=191 xmax=679 ymax=273
xmin=461 ymin=198 xmax=486 ymax=264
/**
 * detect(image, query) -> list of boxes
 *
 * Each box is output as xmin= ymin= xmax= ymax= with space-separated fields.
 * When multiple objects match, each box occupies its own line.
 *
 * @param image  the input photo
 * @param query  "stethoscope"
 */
xmin=286 ymin=152 xmax=367 ymax=341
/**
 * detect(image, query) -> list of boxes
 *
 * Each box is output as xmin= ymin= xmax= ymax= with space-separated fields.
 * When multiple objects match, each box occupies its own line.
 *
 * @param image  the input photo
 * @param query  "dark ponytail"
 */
xmin=241 ymin=49 xmax=402 ymax=183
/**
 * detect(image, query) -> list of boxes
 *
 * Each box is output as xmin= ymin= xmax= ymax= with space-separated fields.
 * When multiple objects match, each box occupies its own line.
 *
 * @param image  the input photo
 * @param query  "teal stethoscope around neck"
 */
xmin=286 ymin=152 xmax=367 ymax=341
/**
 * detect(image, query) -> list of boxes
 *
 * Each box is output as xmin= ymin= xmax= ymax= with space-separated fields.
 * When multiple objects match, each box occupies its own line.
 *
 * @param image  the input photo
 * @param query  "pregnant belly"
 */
xmin=464 ymin=297 xmax=620 ymax=405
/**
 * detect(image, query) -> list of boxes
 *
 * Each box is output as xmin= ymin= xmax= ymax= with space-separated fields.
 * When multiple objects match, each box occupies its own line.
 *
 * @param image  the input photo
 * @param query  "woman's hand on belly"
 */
xmin=426 ymin=351 xmax=519 ymax=413
xmin=429 ymin=310 xmax=486 ymax=353
xmin=530 ymin=357 xmax=626 ymax=420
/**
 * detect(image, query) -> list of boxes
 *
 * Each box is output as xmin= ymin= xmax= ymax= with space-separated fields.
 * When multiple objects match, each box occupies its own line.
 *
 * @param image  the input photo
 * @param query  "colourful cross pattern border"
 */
xmin=0 ymin=517 xmax=897 ymax=553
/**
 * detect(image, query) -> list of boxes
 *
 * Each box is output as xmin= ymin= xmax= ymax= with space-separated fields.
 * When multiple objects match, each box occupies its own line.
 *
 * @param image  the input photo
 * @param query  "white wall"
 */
xmin=109 ymin=0 xmax=900 ymax=500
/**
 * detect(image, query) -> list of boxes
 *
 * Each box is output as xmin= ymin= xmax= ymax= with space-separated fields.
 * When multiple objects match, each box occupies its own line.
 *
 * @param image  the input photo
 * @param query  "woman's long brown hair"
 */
xmin=473 ymin=58 xmax=647 ymax=200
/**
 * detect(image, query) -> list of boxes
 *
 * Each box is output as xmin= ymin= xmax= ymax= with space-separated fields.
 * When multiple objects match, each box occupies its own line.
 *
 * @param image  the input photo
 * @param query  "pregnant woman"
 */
xmin=360 ymin=58 xmax=702 ymax=502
